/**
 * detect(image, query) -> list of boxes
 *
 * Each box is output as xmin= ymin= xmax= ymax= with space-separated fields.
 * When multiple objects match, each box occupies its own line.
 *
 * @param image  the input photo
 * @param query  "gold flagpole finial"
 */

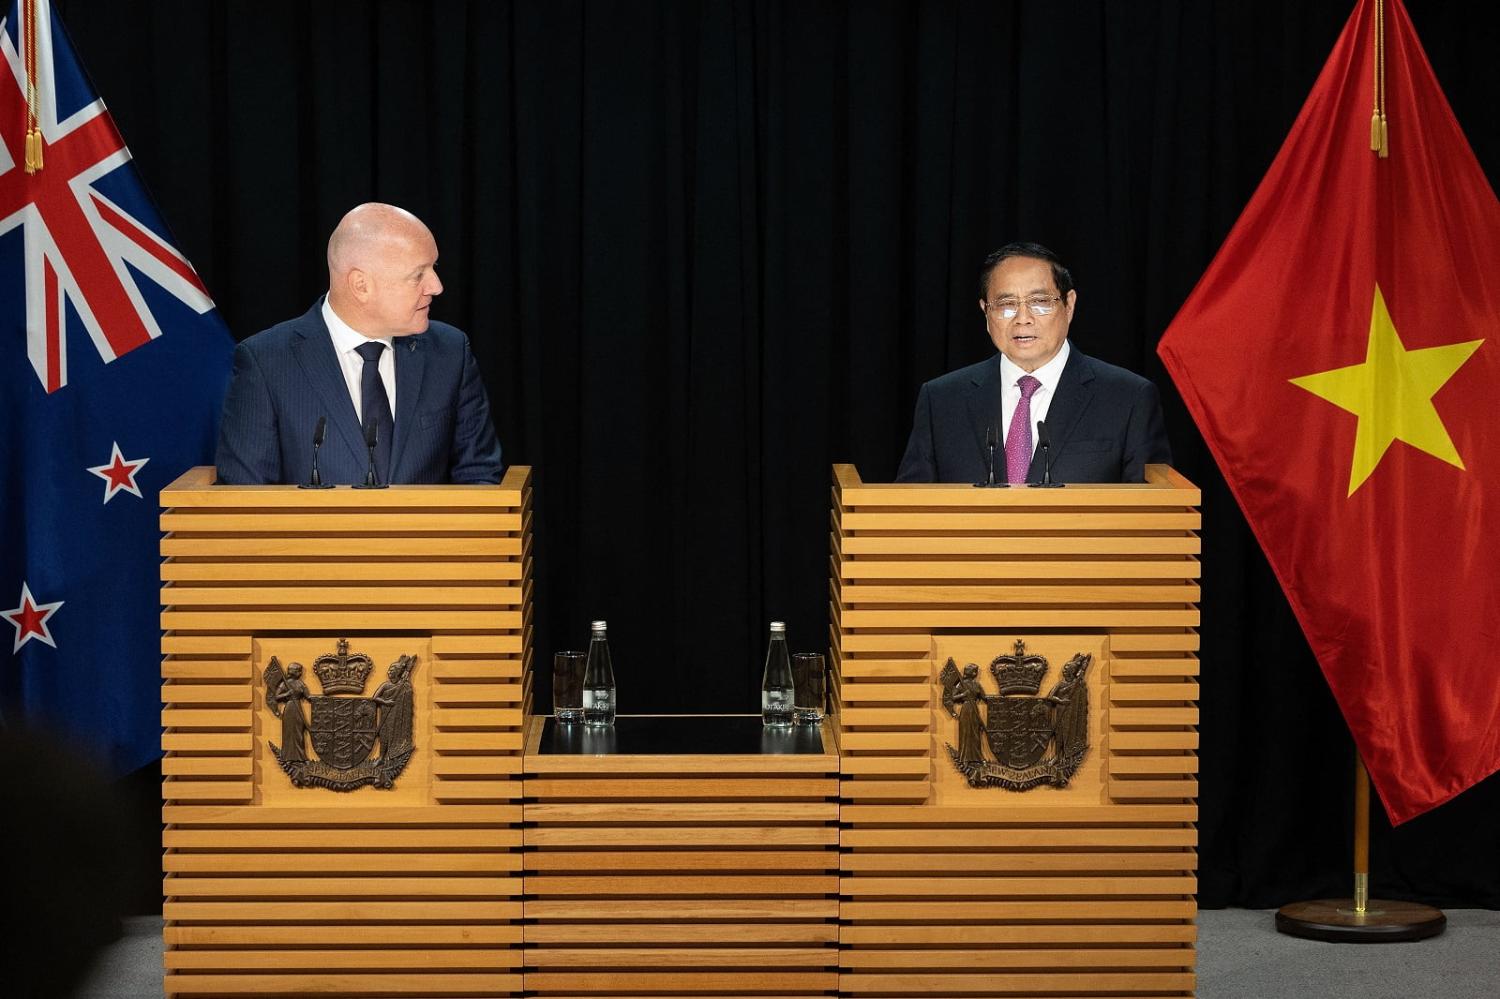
xmin=1370 ymin=0 xmax=1389 ymax=158
xmin=22 ymin=0 xmax=44 ymax=174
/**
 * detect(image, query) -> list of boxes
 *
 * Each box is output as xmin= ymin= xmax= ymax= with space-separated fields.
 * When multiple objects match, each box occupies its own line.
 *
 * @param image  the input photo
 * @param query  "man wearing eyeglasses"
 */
xmin=896 ymin=242 xmax=1170 ymax=483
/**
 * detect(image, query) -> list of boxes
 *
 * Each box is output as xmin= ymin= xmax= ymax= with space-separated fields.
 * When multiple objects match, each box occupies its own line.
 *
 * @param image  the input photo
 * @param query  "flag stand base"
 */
xmin=1275 ymin=754 xmax=1446 ymax=942
xmin=1275 ymin=898 xmax=1445 ymax=943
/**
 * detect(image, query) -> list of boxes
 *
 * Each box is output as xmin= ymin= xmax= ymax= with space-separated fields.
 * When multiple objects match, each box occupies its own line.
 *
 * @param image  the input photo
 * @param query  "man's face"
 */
xmin=360 ymin=229 xmax=444 ymax=337
xmin=980 ymin=255 xmax=1076 ymax=372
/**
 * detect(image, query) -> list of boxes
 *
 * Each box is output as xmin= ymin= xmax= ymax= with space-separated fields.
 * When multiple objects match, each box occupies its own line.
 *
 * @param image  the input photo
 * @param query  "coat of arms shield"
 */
xmin=985 ymin=695 xmax=1054 ymax=769
xmin=309 ymin=696 xmax=379 ymax=769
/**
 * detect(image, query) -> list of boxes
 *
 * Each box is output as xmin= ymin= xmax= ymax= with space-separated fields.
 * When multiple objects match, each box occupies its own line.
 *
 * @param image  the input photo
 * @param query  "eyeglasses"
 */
xmin=986 ymin=295 xmax=1062 ymax=320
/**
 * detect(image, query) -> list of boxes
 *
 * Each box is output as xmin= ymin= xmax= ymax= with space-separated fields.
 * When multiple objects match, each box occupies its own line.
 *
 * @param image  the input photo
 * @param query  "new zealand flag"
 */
xmin=0 ymin=0 xmax=232 ymax=774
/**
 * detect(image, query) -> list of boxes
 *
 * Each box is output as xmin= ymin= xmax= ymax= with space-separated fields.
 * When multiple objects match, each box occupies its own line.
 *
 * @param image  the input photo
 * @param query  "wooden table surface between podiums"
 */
xmin=160 ymin=462 xmax=1200 ymax=999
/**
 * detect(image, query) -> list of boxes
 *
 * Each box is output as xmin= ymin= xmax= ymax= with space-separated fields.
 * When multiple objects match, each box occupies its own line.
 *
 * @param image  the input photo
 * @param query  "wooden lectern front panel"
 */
xmin=159 ymin=467 xmax=532 ymax=998
xmin=831 ymin=464 xmax=1200 ymax=998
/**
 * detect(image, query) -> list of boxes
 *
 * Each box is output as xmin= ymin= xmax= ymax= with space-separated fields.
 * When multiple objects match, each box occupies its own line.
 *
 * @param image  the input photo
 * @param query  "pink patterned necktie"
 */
xmin=1005 ymin=374 xmax=1041 ymax=484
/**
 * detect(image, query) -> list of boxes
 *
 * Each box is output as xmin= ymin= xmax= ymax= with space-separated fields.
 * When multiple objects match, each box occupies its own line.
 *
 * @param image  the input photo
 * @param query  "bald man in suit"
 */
xmin=215 ymin=203 xmax=502 ymax=485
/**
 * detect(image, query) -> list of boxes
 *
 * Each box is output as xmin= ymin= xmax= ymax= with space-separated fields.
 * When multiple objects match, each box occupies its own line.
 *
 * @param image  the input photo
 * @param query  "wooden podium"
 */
xmin=831 ymin=463 xmax=1202 ymax=998
xmin=158 ymin=461 xmax=1198 ymax=997
xmin=159 ymin=466 xmax=533 ymax=998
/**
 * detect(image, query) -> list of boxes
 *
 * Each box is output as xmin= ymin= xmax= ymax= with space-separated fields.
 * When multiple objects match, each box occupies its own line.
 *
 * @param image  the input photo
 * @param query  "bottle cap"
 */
xmin=770 ymin=621 xmax=786 ymax=632
xmin=591 ymin=620 xmax=607 ymax=632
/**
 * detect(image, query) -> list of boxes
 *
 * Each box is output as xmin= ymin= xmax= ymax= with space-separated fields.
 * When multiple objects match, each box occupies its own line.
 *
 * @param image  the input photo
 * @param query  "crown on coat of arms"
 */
xmin=990 ymin=640 xmax=1048 ymax=695
xmin=312 ymin=639 xmax=374 ymax=695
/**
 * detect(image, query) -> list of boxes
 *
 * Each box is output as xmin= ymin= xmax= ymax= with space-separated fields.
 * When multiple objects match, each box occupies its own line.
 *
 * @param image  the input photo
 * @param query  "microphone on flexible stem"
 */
xmin=974 ymin=425 xmax=1004 ymax=488
xmin=352 ymin=415 xmax=387 ymax=489
xmin=1030 ymin=419 xmax=1064 ymax=488
xmin=300 ymin=415 xmax=334 ymax=489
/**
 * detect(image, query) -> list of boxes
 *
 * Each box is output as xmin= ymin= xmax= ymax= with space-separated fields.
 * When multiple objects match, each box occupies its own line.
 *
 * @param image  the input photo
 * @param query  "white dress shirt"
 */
xmin=999 ymin=339 xmax=1070 ymax=458
xmin=322 ymin=297 xmax=396 ymax=424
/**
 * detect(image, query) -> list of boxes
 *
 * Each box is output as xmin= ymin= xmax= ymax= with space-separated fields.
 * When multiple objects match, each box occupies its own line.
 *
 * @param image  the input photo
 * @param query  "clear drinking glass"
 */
xmin=792 ymin=652 xmax=826 ymax=724
xmin=553 ymin=651 xmax=587 ymax=723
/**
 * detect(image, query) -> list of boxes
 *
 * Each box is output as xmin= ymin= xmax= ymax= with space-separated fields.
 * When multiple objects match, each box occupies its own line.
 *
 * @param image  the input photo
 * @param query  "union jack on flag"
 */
xmin=0 ymin=0 xmax=232 ymax=774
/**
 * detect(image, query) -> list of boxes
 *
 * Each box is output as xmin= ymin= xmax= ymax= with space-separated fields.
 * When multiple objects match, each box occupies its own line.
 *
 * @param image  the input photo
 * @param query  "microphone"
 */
xmin=300 ymin=416 xmax=334 ymax=489
xmin=974 ymin=425 xmax=1005 ymax=488
xmin=352 ymin=414 xmax=387 ymax=489
xmin=1031 ymin=419 xmax=1064 ymax=488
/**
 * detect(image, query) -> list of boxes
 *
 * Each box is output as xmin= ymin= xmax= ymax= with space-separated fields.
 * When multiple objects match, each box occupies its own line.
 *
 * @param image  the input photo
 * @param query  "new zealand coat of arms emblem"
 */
xmin=264 ymin=639 xmax=417 ymax=791
xmin=939 ymin=640 xmax=1092 ymax=791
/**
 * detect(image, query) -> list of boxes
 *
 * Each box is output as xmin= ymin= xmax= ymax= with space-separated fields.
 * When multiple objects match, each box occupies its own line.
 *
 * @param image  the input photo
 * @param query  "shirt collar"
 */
xmin=322 ymin=296 xmax=394 ymax=355
xmin=999 ymin=338 xmax=1071 ymax=393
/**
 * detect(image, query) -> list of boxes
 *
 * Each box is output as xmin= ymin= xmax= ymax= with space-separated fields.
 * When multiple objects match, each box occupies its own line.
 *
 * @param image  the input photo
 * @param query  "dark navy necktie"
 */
xmin=355 ymin=341 xmax=394 ymax=481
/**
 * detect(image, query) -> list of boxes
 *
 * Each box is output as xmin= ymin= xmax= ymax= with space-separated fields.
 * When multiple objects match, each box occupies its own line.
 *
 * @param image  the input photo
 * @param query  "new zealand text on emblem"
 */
xmin=264 ymin=639 xmax=418 ymax=791
xmin=939 ymin=640 xmax=1092 ymax=791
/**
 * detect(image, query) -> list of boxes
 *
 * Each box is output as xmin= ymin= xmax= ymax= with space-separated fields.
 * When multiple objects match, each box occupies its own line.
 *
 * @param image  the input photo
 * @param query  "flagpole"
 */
xmin=1352 ymin=753 xmax=1370 ymax=912
xmin=1274 ymin=750 xmax=1446 ymax=942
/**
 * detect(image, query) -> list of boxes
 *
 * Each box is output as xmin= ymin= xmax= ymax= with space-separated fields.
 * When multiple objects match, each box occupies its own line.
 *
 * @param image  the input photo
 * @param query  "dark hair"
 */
xmin=977 ymin=242 xmax=1074 ymax=301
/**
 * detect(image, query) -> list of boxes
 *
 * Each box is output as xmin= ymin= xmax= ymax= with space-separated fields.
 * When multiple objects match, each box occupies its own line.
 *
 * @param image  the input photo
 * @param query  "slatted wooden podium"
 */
xmin=831 ymin=463 xmax=1202 ymax=999
xmin=158 ymin=460 xmax=1198 ymax=997
xmin=159 ymin=465 xmax=533 ymax=998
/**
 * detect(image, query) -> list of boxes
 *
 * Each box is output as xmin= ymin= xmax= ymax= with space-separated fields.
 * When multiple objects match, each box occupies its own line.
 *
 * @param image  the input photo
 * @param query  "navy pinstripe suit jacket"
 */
xmin=214 ymin=301 xmax=502 ymax=485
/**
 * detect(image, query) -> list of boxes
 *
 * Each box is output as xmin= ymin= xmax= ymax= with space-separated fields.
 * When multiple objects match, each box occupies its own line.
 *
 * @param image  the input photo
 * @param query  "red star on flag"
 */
xmin=4 ymin=582 xmax=64 ymax=653
xmin=86 ymin=442 xmax=149 ymax=503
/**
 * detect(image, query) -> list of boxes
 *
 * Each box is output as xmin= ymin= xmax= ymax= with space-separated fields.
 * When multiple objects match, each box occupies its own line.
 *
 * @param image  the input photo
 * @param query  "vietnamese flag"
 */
xmin=1158 ymin=0 xmax=1498 ymax=823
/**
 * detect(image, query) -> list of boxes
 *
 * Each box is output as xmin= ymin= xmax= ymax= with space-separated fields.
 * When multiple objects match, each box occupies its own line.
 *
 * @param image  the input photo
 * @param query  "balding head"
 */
xmin=325 ymin=203 xmax=443 ymax=338
xmin=327 ymin=203 xmax=430 ymax=277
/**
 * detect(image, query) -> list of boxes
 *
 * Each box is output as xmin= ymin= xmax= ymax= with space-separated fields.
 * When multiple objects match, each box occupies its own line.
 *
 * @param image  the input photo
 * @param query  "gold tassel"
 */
xmin=22 ymin=0 xmax=43 ymax=174
xmin=24 ymin=130 xmax=38 ymax=174
xmin=1371 ymin=0 xmax=1389 ymax=159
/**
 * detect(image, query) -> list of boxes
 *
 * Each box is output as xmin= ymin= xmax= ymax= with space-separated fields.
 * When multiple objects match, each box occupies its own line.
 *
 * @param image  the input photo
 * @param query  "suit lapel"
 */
xmin=291 ymin=302 xmax=366 ymax=469
xmin=389 ymin=335 xmax=427 ymax=479
xmin=1029 ymin=346 xmax=1095 ymax=479
xmin=964 ymin=354 xmax=1005 ymax=470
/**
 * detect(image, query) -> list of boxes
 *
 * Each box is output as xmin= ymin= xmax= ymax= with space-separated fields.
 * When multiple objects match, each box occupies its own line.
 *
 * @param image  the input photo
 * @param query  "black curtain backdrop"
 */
xmin=56 ymin=0 xmax=1500 ymax=910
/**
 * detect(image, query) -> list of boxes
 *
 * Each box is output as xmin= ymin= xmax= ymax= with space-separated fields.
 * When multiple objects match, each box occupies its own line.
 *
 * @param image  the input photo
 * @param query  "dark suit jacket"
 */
xmin=214 ymin=302 xmax=503 ymax=485
xmin=896 ymin=347 xmax=1170 ymax=483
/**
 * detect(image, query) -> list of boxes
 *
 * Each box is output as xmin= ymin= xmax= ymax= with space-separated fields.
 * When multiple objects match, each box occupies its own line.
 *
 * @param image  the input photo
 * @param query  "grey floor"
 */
xmin=75 ymin=908 xmax=1500 ymax=999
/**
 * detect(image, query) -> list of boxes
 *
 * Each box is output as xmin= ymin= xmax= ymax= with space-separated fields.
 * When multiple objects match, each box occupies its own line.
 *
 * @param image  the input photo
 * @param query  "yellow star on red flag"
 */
xmin=1289 ymin=285 xmax=1482 ymax=496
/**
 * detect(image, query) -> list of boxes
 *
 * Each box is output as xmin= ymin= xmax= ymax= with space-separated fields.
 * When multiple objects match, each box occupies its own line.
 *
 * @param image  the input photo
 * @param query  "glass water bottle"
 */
xmin=582 ymin=620 xmax=616 ymax=726
xmin=761 ymin=621 xmax=795 ymax=728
